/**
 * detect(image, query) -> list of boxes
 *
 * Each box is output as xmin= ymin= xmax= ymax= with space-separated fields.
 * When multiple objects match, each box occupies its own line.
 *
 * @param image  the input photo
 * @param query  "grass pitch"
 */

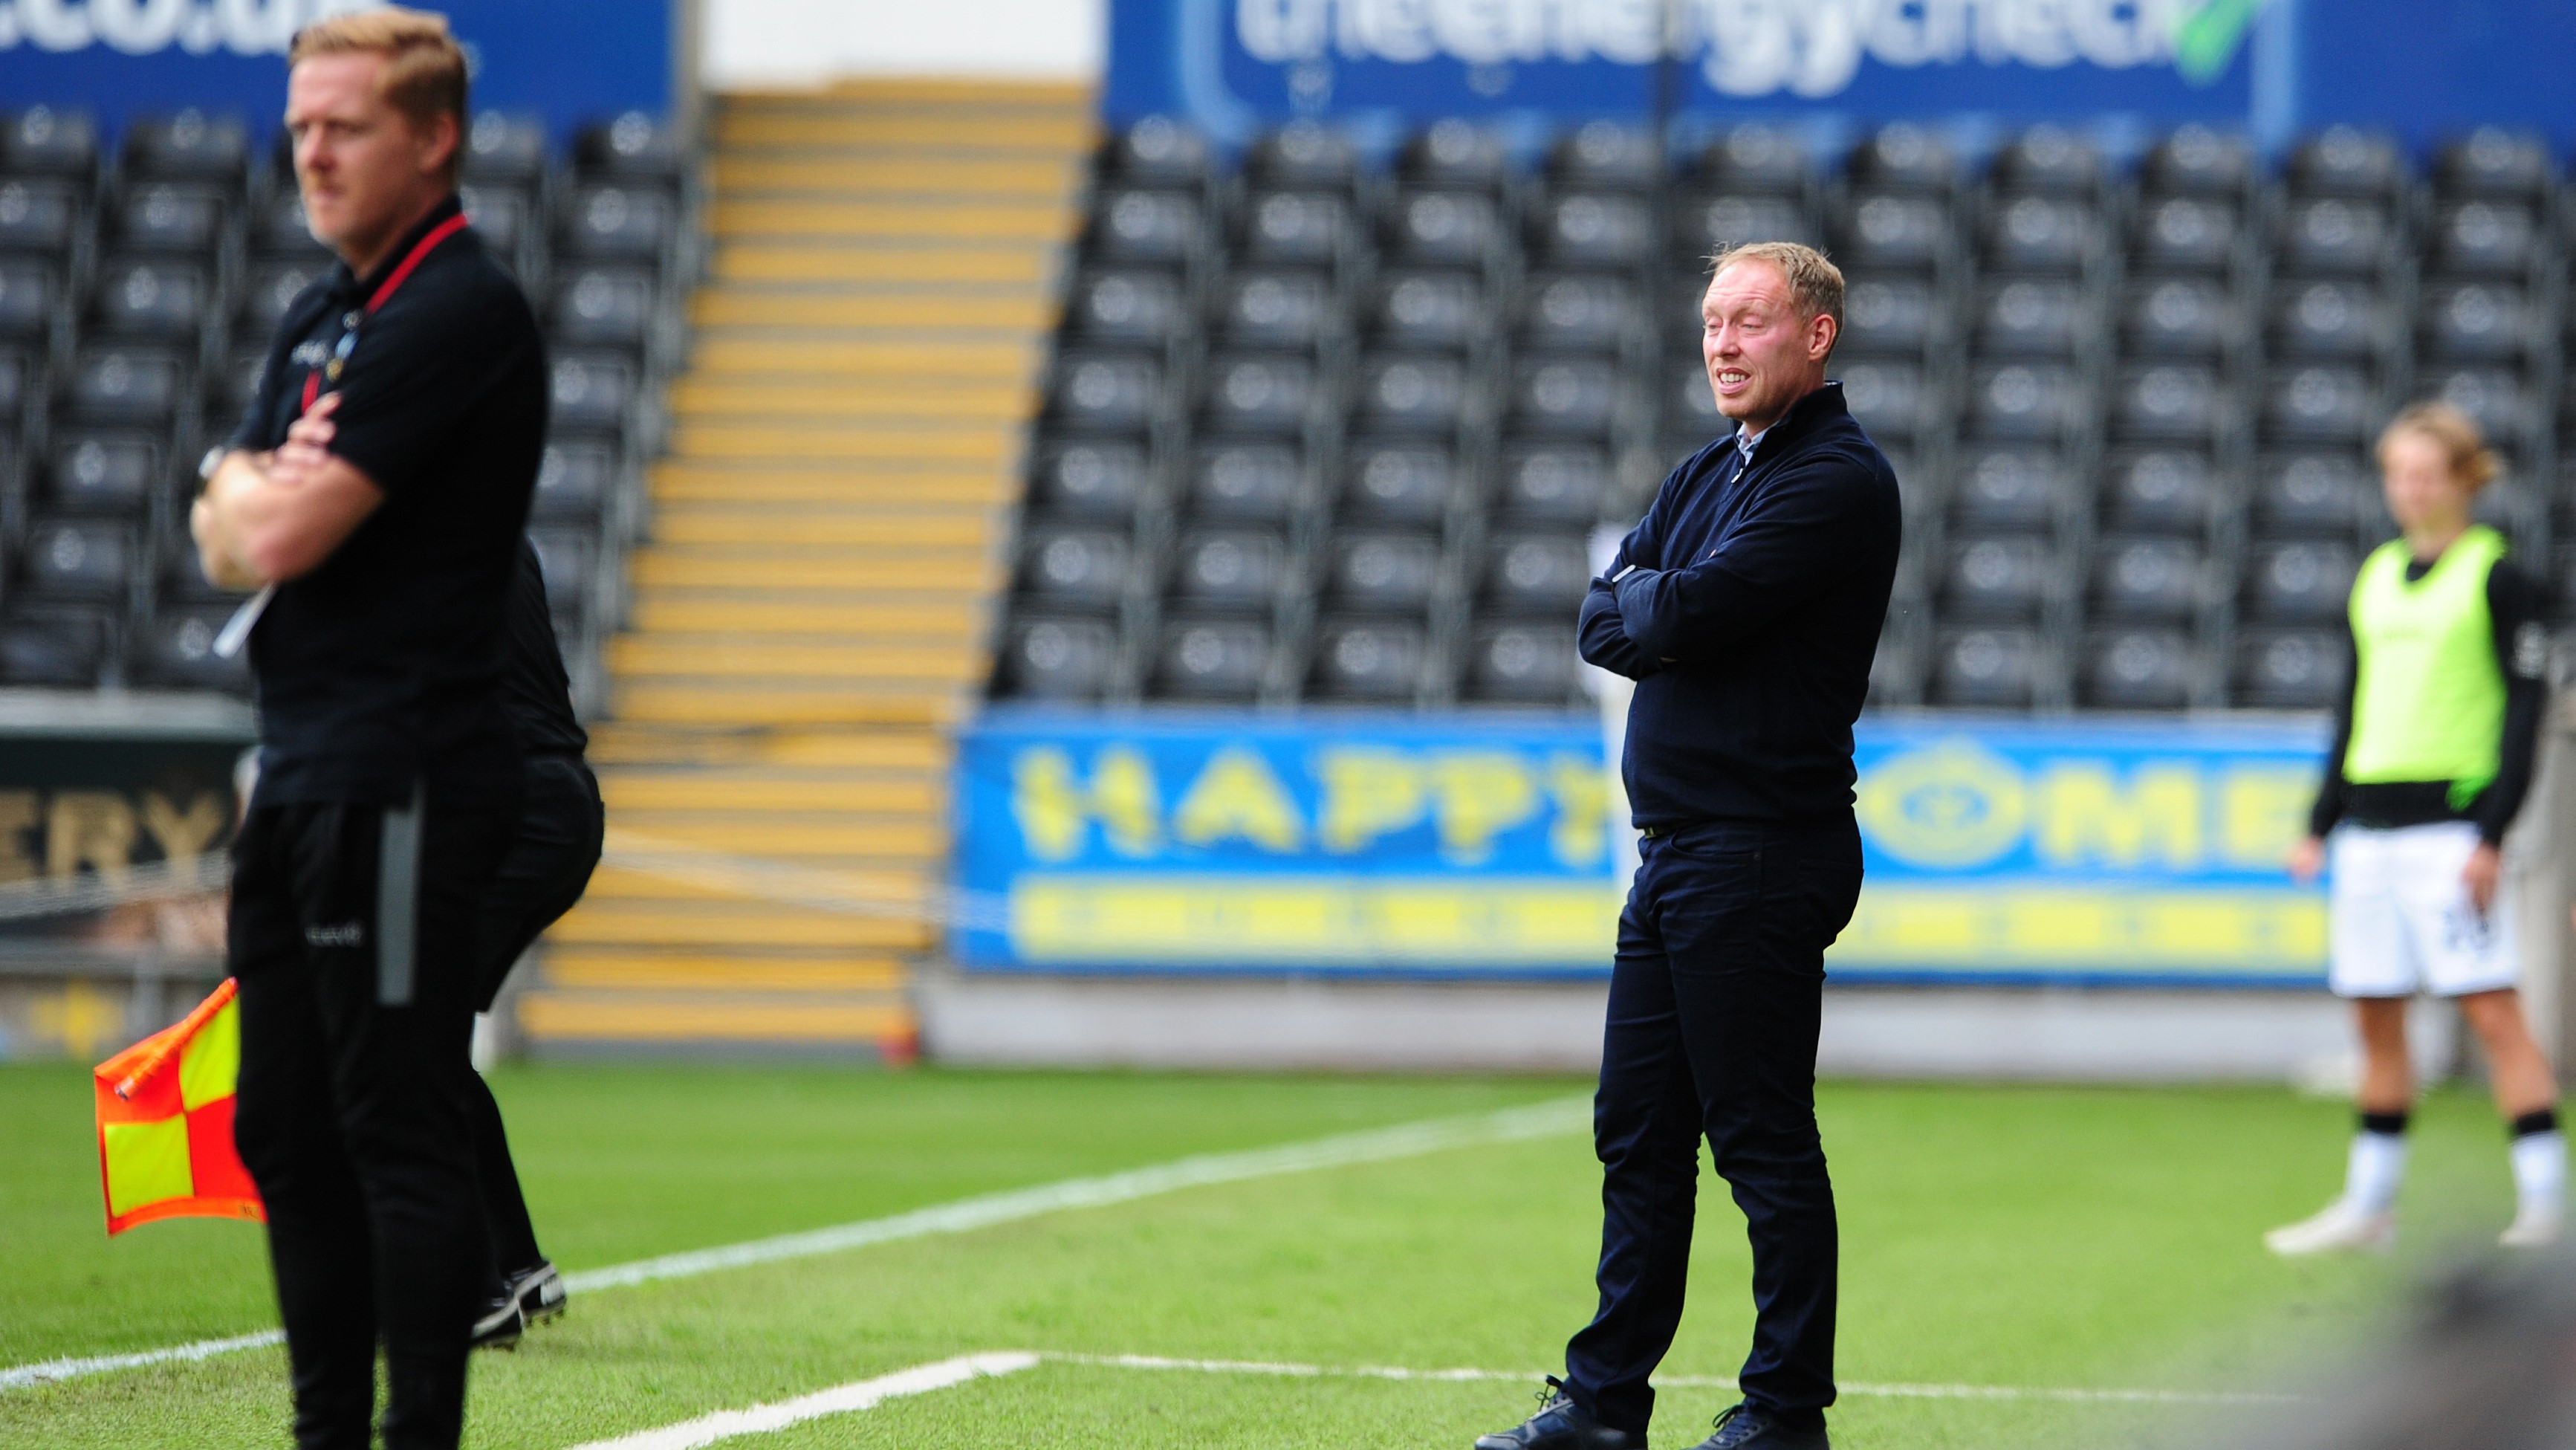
xmin=0 ymin=1063 xmax=2527 ymax=1449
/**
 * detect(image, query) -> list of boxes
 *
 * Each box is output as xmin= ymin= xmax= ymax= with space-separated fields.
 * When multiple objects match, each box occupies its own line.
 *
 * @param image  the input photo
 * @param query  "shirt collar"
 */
xmin=329 ymin=192 xmax=466 ymax=302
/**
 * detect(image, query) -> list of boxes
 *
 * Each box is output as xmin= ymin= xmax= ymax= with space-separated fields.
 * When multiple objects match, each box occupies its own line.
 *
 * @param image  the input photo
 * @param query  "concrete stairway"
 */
xmin=512 ymin=80 xmax=1090 ymax=1056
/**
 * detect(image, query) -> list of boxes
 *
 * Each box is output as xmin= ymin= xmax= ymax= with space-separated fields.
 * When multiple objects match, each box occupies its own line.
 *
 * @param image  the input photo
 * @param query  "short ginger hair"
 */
xmin=2379 ymin=401 xmax=2501 ymax=493
xmin=289 ymin=7 xmax=468 ymax=184
xmin=1708 ymin=240 xmax=1846 ymax=358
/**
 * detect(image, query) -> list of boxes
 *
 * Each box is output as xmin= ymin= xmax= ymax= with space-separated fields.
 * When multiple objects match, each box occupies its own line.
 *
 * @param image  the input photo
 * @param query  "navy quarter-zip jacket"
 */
xmin=1580 ymin=381 xmax=1902 ymax=828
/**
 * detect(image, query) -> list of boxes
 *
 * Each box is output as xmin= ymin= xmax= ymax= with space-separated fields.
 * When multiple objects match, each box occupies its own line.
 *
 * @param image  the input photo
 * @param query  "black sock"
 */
xmin=2510 ymin=1107 xmax=2560 ymax=1139
xmin=2359 ymin=1110 xmax=2410 ymax=1137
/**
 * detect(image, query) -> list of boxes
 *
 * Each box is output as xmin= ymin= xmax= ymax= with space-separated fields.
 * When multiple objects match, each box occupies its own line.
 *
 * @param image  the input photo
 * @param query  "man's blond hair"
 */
xmin=1707 ymin=241 xmax=1846 ymax=357
xmin=2379 ymin=400 xmax=2500 ymax=493
xmin=289 ymin=7 xmax=468 ymax=184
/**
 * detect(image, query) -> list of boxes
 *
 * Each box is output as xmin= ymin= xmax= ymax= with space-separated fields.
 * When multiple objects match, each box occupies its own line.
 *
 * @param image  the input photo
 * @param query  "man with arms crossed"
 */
xmin=192 ymin=10 xmax=547 ymax=1446
xmin=1477 ymin=242 xmax=1900 ymax=1450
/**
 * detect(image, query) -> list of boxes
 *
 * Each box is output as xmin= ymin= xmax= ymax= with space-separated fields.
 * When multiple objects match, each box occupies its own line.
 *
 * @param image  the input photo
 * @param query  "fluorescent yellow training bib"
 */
xmin=2343 ymin=524 xmax=2508 ymax=805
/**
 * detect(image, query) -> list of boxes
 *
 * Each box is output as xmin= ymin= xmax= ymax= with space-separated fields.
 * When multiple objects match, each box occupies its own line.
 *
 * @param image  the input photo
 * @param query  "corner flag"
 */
xmin=94 ymin=979 xmax=263 ymax=1236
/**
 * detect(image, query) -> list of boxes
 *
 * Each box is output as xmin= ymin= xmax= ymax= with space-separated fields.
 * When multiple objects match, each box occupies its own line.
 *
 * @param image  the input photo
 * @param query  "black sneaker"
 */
xmin=1692 ymin=1402 xmax=1828 ymax=1450
xmin=505 ymin=1260 xmax=567 ymax=1328
xmin=1473 ymin=1377 xmax=1644 ymax=1450
xmin=468 ymin=1286 xmax=524 ymax=1351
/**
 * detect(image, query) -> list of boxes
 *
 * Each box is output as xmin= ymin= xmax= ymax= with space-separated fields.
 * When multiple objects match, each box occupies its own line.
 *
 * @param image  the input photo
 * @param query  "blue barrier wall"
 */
xmin=952 ymin=710 xmax=2333 ymax=987
xmin=0 ymin=0 xmax=672 ymax=140
xmin=1108 ymin=0 xmax=2576 ymax=154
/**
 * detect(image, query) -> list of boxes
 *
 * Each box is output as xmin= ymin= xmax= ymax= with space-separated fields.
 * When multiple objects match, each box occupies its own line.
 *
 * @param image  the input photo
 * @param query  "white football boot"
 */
xmin=2499 ymin=1208 xmax=2561 ymax=1249
xmin=2264 ymin=1200 xmax=2396 ymax=1255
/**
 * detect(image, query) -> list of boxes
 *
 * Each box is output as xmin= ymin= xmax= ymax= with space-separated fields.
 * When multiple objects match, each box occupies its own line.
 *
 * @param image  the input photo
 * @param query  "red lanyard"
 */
xmin=299 ymin=210 xmax=472 ymax=412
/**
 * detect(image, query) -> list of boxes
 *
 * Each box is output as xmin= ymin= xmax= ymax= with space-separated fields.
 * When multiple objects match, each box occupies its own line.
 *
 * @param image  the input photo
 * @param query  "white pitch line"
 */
xmin=562 ymin=1352 xmax=1039 ymax=1450
xmin=0 ymin=1098 xmax=1587 ymax=1394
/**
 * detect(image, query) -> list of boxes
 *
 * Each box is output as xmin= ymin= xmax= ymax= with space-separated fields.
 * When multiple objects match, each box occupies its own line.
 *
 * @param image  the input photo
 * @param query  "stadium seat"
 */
xmin=1016 ymin=527 xmax=1129 ymax=612
xmin=2140 ymin=125 xmax=2251 ymax=196
xmin=1982 ymin=195 xmax=2092 ymax=274
xmin=1932 ymin=627 xmax=2040 ymax=708
xmin=1950 ymin=447 xmax=2063 ymax=531
xmin=2091 ymin=537 xmax=2201 ymax=622
xmin=0 ymin=178 xmax=80 ymax=254
xmin=215 ymin=346 xmax=266 ymax=420
xmin=1365 ymin=270 xmax=1482 ymax=352
xmin=2288 ymin=126 xmax=2404 ymax=198
xmin=109 ymin=183 xmax=225 ymax=253
xmin=551 ymin=267 xmax=656 ymax=351
xmin=1354 ymin=353 xmax=1466 ymax=435
xmin=1381 ymin=191 xmax=1501 ymax=268
xmin=1308 ymin=618 xmax=1425 ymax=702
xmin=1463 ymin=621 xmax=1578 ymax=704
xmin=1847 ymin=123 xmax=1956 ymax=192
xmin=1152 ymin=618 xmax=1268 ymax=700
xmin=2426 ymin=200 xmax=2538 ymax=277
xmin=1167 ymin=529 xmax=1284 ymax=614
xmin=1967 ymin=363 xmax=2080 ymax=443
xmin=0 ymin=259 xmax=53 ymax=343
xmin=2418 ymin=282 xmax=2531 ymax=361
xmin=573 ymin=111 xmax=682 ymax=184
xmin=2274 ymin=198 xmax=2390 ymax=276
xmin=1673 ymin=193 xmax=1815 ymax=260
xmin=1398 ymin=120 xmax=1507 ymax=190
xmin=2269 ymin=280 xmax=2380 ymax=359
xmin=1045 ymin=352 xmax=1160 ymax=436
xmin=1665 ymin=361 xmax=1726 ymax=446
xmin=549 ymin=353 xmax=636 ymax=436
xmin=2083 ymin=627 xmax=2193 ymax=709
xmin=1483 ymin=534 xmax=1592 ymax=616
xmin=1941 ymin=534 xmax=2051 ymax=621
xmin=2435 ymin=127 xmax=2549 ymax=201
xmin=46 ymin=433 xmax=155 ymax=513
xmin=132 ymin=607 xmax=250 ymax=693
xmin=0 ymin=106 xmax=98 ymax=178
xmin=461 ymin=184 xmax=532 ymax=260
xmin=240 ymin=258 xmax=326 ymax=341
xmin=22 ymin=518 xmax=130 ymax=599
xmin=2241 ymin=541 xmax=2358 ymax=622
xmin=1519 ymin=273 xmax=1635 ymax=355
xmin=1976 ymin=279 xmax=2082 ymax=357
xmin=1065 ymin=268 xmax=1184 ymax=349
xmin=463 ymin=111 xmax=548 ymax=187
xmin=1105 ymin=117 xmax=1211 ymax=189
xmin=1499 ymin=446 xmax=1606 ymax=525
xmin=1696 ymin=123 xmax=1808 ymax=195
xmin=1508 ymin=357 xmax=1620 ymax=438
xmin=0 ymin=608 xmax=109 ymax=686
xmin=1866 ymin=631 xmax=1919 ymax=706
xmin=1184 ymin=442 xmax=1301 ymax=522
xmin=91 ymin=258 xmax=207 ymax=340
xmin=559 ymin=184 xmax=675 ymax=262
xmin=2121 ymin=277 xmax=2227 ymax=357
xmin=532 ymin=441 xmax=614 ymax=522
xmin=1841 ymin=360 xmax=1930 ymax=441
xmin=2262 ymin=366 xmax=2372 ymax=444
xmin=525 ymin=531 xmax=592 ymax=615
xmin=2129 ymin=195 xmax=2236 ymax=274
xmin=1091 ymin=189 xmax=1203 ymax=265
xmin=2111 ymin=364 xmax=2221 ymax=444
xmin=1210 ymin=269 xmax=1331 ymax=350
xmin=1834 ymin=193 xmax=1947 ymax=271
xmin=1340 ymin=444 xmax=1451 ymax=525
xmin=1840 ymin=278 xmax=1936 ymax=356
xmin=1528 ymin=192 xmax=1653 ymax=268
xmin=996 ymin=615 xmax=1119 ymax=701
xmin=1198 ymin=353 xmax=1314 ymax=437
xmin=123 ymin=110 xmax=248 ymax=181
xmin=1028 ymin=439 xmax=1148 ymax=521
xmin=1246 ymin=122 xmax=1357 ymax=192
xmin=66 ymin=346 xmax=184 ymax=425
xmin=2419 ymin=366 xmax=2532 ymax=444
xmin=2253 ymin=451 xmax=2371 ymax=537
xmin=1325 ymin=531 xmax=1441 ymax=614
xmin=2100 ymin=449 xmax=2214 ymax=535
xmin=1548 ymin=122 xmax=1660 ymax=192
xmin=1236 ymin=191 xmax=1347 ymax=266
xmin=250 ymin=188 xmax=327 ymax=257
xmin=2235 ymin=628 xmax=2347 ymax=708
xmin=1991 ymin=125 xmax=2101 ymax=195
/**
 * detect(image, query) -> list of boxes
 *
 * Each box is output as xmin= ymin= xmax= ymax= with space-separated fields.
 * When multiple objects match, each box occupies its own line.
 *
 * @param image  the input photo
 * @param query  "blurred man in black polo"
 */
xmin=189 ymin=10 xmax=546 ymax=1447
xmin=1477 ymin=242 xmax=1900 ymax=1450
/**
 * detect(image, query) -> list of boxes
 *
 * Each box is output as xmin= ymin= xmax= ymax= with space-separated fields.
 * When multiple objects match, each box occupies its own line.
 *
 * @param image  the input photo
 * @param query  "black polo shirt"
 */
xmin=228 ymin=195 xmax=549 ymax=806
xmin=502 ymin=536 xmax=588 ymax=760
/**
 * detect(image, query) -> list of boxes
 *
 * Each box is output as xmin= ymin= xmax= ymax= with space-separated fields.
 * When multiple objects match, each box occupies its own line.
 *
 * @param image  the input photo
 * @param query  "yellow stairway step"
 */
xmin=713 ymin=245 xmax=1052 ymax=286
xmin=651 ymin=465 xmax=1012 ymax=505
xmin=689 ymin=337 xmax=1034 ymax=380
xmin=551 ymin=901 xmax=932 ymax=951
xmin=611 ymin=640 xmax=984 ymax=682
xmin=629 ymin=598 xmax=983 ymax=637
xmin=716 ymin=114 xmax=1090 ymax=150
xmin=599 ymin=772 xmax=942 ymax=813
xmin=649 ymin=512 xmax=994 ymax=547
xmin=712 ymin=155 xmax=1079 ymax=195
xmin=669 ymin=378 xmax=1032 ymax=416
xmin=711 ymin=199 xmax=1074 ymax=242
xmin=670 ymin=424 xmax=1011 ymax=465
xmin=629 ymin=549 xmax=993 ymax=586
xmin=583 ymin=725 xmax=950 ymax=771
xmin=538 ymin=951 xmax=910 ymax=992
xmin=517 ymin=992 xmax=915 ymax=1046
xmin=581 ymin=863 xmax=930 ymax=904
xmin=692 ymin=292 xmax=1052 ymax=329
xmin=813 ymin=77 xmax=1094 ymax=106
xmin=611 ymin=685 xmax=958 ymax=730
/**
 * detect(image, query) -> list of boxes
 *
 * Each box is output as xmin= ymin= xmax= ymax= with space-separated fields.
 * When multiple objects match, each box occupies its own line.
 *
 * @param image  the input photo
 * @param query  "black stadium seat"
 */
xmin=2269 ymin=280 xmax=2379 ymax=358
xmin=250 ymin=189 xmax=327 ymax=257
xmin=2242 ymin=541 xmax=2358 ymax=622
xmin=1464 ymin=621 xmax=1577 ymax=703
xmin=92 ymin=258 xmax=207 ymax=340
xmin=134 ymin=608 xmax=250 ymax=693
xmin=1982 ymin=195 xmax=2091 ymax=274
xmin=1967 ymin=363 xmax=2081 ymax=442
xmin=1309 ymin=618 xmax=1425 ymax=702
xmin=1519 ymin=273 xmax=1635 ymax=354
xmin=0 ymin=259 xmax=52 ymax=342
xmin=1045 ymin=352 xmax=1160 ymax=435
xmin=0 ymin=107 xmax=98 ymax=178
xmin=23 ymin=519 xmax=131 ymax=599
xmin=1016 ymin=528 xmax=1129 ymax=612
xmin=1841 ymin=360 xmax=1930 ymax=441
xmin=46 ymin=433 xmax=155 ymax=513
xmin=1246 ymin=123 xmax=1357 ymax=192
xmin=532 ymin=441 xmax=614 ymax=522
xmin=2083 ymin=627 xmax=2193 ymax=709
xmin=1325 ymin=531 xmax=1440 ymax=614
xmin=1166 ymin=528 xmax=1285 ymax=614
xmin=2289 ymin=127 xmax=2402 ymax=198
xmin=1366 ymin=269 xmax=1482 ymax=351
xmin=1091 ymin=189 xmax=1202 ymax=265
xmin=997 ymin=616 xmax=1118 ymax=701
xmin=1236 ymin=190 xmax=1347 ymax=265
xmin=1482 ymin=534 xmax=1591 ymax=616
xmin=2143 ymin=126 xmax=2253 ymax=194
xmin=124 ymin=110 xmax=249 ymax=181
xmin=0 ymin=609 xmax=109 ymax=686
xmin=1198 ymin=353 xmax=1314 ymax=437
xmin=240 ymin=259 xmax=326 ymax=340
xmin=1992 ymin=126 xmax=2100 ymax=195
xmin=1030 ymin=440 xmax=1149 ymax=520
xmin=1185 ymin=442 xmax=1300 ymax=522
xmin=1528 ymin=193 xmax=1652 ymax=269
xmin=1933 ymin=627 xmax=2040 ymax=708
xmin=2274 ymin=198 xmax=2389 ymax=276
xmin=0 ymin=179 xmax=80 ymax=254
xmin=551 ymin=267 xmax=656 ymax=350
xmin=1499 ymin=446 xmax=1606 ymax=525
xmin=1674 ymin=192 xmax=1816 ymax=259
xmin=1382 ymin=191 xmax=1500 ymax=268
xmin=1697 ymin=123 xmax=1807 ymax=195
xmin=459 ymin=185 xmax=532 ymax=260
xmin=2236 ymin=628 xmax=2346 ymax=708
xmin=2091 ymin=537 xmax=2202 ymax=622
xmin=1210 ymin=269 xmax=1330 ymax=350
xmin=2418 ymin=282 xmax=2531 ymax=361
xmin=1548 ymin=122 xmax=1659 ymax=192
xmin=2130 ymin=195 xmax=2235 ymax=273
xmin=2111 ymin=364 xmax=2222 ymax=444
xmin=1508 ymin=357 xmax=1619 ymax=438
xmin=1066 ymin=268 xmax=1185 ymax=348
xmin=2100 ymin=450 xmax=2214 ymax=535
xmin=574 ymin=111 xmax=682 ymax=184
xmin=560 ymin=185 xmax=675 ymax=262
xmin=2436 ymin=127 xmax=2550 ymax=201
xmin=1340 ymin=444 xmax=1450 ymax=525
xmin=1950 ymin=448 xmax=2062 ymax=531
xmin=2253 ymin=452 xmax=2370 ymax=537
xmin=66 ymin=347 xmax=184 ymax=425
xmin=1354 ymin=353 xmax=1465 ymax=435
xmin=1153 ymin=618 xmax=1268 ymax=699
xmin=548 ymin=354 xmax=637 ymax=436
xmin=2262 ymin=366 xmax=2373 ymax=443
xmin=1105 ymin=117 xmax=1210 ymax=189
xmin=2427 ymin=201 xmax=2537 ymax=276
xmin=463 ymin=111 xmax=548 ymax=187
xmin=2121 ymin=277 xmax=2227 ymax=357
xmin=1847 ymin=123 xmax=1956 ymax=192
xmin=1399 ymin=120 xmax=1506 ymax=190
xmin=110 ymin=184 xmax=226 ymax=253
xmin=1941 ymin=535 xmax=2051 ymax=621
xmin=1976 ymin=279 xmax=2082 ymax=357
xmin=1840 ymin=277 xmax=1936 ymax=355
xmin=1835 ymin=193 xmax=1946 ymax=271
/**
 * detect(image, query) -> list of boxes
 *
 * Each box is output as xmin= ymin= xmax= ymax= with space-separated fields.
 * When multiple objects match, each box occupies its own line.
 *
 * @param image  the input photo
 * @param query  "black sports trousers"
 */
xmin=230 ymin=780 xmax=519 ymax=1450
xmin=464 ymin=754 xmax=603 ymax=1275
xmin=1563 ymin=815 xmax=1863 ymax=1437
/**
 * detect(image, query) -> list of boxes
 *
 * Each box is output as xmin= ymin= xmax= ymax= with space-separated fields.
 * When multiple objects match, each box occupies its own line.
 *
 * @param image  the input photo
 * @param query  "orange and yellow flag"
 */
xmin=93 ymin=979 xmax=263 ymax=1236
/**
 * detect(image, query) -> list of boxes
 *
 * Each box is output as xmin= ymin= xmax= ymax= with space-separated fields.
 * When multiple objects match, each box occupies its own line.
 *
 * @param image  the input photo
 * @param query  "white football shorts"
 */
xmin=2327 ymin=820 xmax=2519 ymax=999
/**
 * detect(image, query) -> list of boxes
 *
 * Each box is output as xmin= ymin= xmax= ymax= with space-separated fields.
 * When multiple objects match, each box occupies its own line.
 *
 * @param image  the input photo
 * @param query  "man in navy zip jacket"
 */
xmin=1478 ymin=242 xmax=1900 ymax=1450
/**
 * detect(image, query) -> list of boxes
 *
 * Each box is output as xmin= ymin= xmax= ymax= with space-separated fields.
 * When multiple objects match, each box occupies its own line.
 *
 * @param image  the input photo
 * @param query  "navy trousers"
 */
xmin=1563 ymin=815 xmax=1863 ymax=1436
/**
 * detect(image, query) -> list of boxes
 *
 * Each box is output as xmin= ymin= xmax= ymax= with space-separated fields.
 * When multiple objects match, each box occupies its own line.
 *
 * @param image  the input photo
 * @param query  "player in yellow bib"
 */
xmin=2271 ymin=402 xmax=2562 ymax=1254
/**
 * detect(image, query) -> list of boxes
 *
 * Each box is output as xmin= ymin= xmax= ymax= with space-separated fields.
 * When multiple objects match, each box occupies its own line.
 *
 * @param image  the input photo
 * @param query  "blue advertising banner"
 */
xmin=952 ymin=709 xmax=2334 ymax=986
xmin=0 ymin=0 xmax=671 ymax=142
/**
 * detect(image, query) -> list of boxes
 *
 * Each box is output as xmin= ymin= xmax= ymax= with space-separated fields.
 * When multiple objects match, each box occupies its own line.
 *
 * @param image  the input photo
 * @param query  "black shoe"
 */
xmin=468 ymin=1285 xmax=523 ymax=1351
xmin=1473 ymin=1377 xmax=1644 ymax=1450
xmin=505 ymin=1259 xmax=567 ymax=1328
xmin=1692 ymin=1403 xmax=1827 ymax=1450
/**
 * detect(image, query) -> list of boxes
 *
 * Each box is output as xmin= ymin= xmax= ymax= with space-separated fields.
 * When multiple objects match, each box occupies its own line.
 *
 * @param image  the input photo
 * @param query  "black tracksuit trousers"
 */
xmin=1563 ymin=815 xmax=1864 ymax=1437
xmin=230 ymin=781 xmax=519 ymax=1450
